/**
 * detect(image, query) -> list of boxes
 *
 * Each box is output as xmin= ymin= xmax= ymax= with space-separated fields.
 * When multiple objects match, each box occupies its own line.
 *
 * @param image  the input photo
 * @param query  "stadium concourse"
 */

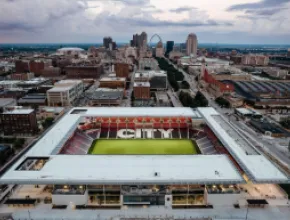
xmin=0 ymin=107 xmax=289 ymax=219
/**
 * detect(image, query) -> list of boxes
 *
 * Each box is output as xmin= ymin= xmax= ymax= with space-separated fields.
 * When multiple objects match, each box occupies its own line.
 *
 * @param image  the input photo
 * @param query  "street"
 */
xmin=165 ymin=57 xmax=290 ymax=170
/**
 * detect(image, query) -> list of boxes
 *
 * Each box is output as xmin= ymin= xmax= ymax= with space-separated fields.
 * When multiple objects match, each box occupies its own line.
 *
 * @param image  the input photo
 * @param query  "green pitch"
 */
xmin=88 ymin=139 xmax=198 ymax=155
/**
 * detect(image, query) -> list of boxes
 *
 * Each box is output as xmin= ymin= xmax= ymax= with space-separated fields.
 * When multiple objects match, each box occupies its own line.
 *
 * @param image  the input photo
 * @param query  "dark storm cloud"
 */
xmin=0 ymin=0 xmax=93 ymax=32
xmin=169 ymin=6 xmax=197 ymax=13
xmin=0 ymin=22 xmax=36 ymax=31
xmin=227 ymin=0 xmax=290 ymax=11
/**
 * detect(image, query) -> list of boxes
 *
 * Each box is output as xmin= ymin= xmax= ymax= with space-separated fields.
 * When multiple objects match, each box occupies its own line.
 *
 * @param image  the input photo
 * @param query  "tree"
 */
xmin=42 ymin=117 xmax=54 ymax=129
xmin=244 ymin=99 xmax=255 ymax=106
xmin=13 ymin=139 xmax=25 ymax=150
xmin=181 ymin=81 xmax=190 ymax=89
xmin=215 ymin=97 xmax=230 ymax=108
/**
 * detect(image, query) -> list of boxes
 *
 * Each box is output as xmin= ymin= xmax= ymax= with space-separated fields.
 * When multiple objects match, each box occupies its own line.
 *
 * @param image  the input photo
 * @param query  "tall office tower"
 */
xmin=287 ymin=49 xmax=290 ymax=58
xmin=155 ymin=41 xmax=164 ymax=58
xmin=130 ymin=32 xmax=147 ymax=49
xmin=166 ymin=41 xmax=174 ymax=56
xmin=140 ymin=32 xmax=148 ymax=49
xmin=186 ymin=33 xmax=198 ymax=57
xmin=131 ymin=34 xmax=138 ymax=47
xmin=103 ymin=37 xmax=113 ymax=49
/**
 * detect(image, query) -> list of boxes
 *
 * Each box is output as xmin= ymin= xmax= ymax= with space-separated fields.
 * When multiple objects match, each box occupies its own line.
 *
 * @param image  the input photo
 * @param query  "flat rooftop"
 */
xmin=134 ymin=82 xmax=150 ymax=87
xmin=100 ymin=77 xmax=126 ymax=82
xmin=135 ymin=71 xmax=167 ymax=78
xmin=0 ymin=98 xmax=15 ymax=107
xmin=0 ymin=80 xmax=21 ymax=85
xmin=197 ymin=107 xmax=288 ymax=183
xmin=0 ymin=107 xmax=288 ymax=185
xmin=55 ymin=79 xmax=82 ymax=85
xmin=2 ymin=108 xmax=34 ymax=115
xmin=0 ymin=155 xmax=243 ymax=185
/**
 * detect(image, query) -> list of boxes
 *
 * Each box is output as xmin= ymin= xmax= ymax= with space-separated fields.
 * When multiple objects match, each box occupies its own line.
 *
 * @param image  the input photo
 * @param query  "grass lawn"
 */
xmin=88 ymin=139 xmax=198 ymax=155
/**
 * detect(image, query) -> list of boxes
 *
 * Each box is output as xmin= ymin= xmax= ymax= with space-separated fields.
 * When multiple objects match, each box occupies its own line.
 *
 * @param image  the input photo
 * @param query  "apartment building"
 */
xmin=0 ymin=108 xmax=38 ymax=135
xmin=241 ymin=55 xmax=269 ymax=66
xmin=99 ymin=77 xmax=126 ymax=89
xmin=47 ymin=80 xmax=84 ymax=106
xmin=133 ymin=82 xmax=150 ymax=99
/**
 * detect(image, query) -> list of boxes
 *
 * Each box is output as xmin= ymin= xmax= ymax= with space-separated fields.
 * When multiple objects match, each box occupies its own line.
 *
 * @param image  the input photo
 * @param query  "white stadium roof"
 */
xmin=57 ymin=47 xmax=84 ymax=52
xmin=0 ymin=155 xmax=243 ymax=185
xmin=197 ymin=107 xmax=288 ymax=183
xmin=0 ymin=107 xmax=288 ymax=185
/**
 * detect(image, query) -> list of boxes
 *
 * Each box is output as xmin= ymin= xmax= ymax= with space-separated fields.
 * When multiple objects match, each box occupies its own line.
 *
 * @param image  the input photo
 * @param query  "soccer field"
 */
xmin=88 ymin=139 xmax=198 ymax=155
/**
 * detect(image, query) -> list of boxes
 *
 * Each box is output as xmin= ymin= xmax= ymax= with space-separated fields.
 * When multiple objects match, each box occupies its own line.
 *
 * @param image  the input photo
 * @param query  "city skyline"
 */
xmin=0 ymin=0 xmax=290 ymax=44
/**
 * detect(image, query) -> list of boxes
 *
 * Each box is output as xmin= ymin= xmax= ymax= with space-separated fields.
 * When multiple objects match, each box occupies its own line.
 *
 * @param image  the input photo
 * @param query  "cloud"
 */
xmin=0 ymin=0 xmax=93 ymax=32
xmin=228 ymin=0 xmax=290 ymax=11
xmin=97 ymin=13 xmax=232 ymax=28
xmin=169 ymin=6 xmax=197 ymax=13
xmin=245 ymin=7 xmax=288 ymax=16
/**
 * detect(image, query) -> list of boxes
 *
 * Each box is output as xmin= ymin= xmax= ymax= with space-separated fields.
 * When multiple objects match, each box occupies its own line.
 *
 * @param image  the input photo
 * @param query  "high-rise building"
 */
xmin=287 ymin=49 xmax=290 ymax=58
xmin=130 ymin=32 xmax=147 ymax=49
xmin=103 ymin=37 xmax=113 ymax=49
xmin=165 ymin=41 xmax=174 ymax=56
xmin=140 ymin=32 xmax=148 ymax=49
xmin=186 ymin=33 xmax=198 ymax=57
xmin=155 ymin=41 xmax=164 ymax=58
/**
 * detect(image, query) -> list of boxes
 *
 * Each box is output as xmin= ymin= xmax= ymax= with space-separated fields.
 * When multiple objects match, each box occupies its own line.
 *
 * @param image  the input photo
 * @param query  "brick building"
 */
xmin=203 ymin=69 xmax=234 ymax=97
xmin=99 ymin=77 xmax=126 ymax=89
xmin=65 ymin=65 xmax=103 ymax=79
xmin=230 ymin=56 xmax=242 ymax=65
xmin=15 ymin=60 xmax=29 ymax=73
xmin=115 ymin=63 xmax=130 ymax=78
xmin=42 ymin=67 xmax=61 ymax=77
xmin=15 ymin=60 xmax=51 ymax=75
xmin=0 ymin=108 xmax=38 ymax=135
xmin=10 ymin=72 xmax=34 ymax=81
xmin=241 ymin=55 xmax=269 ymax=66
xmin=133 ymin=82 xmax=150 ymax=99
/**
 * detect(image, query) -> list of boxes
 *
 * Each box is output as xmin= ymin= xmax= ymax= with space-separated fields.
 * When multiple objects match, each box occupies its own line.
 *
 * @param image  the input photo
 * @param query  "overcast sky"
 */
xmin=0 ymin=0 xmax=290 ymax=44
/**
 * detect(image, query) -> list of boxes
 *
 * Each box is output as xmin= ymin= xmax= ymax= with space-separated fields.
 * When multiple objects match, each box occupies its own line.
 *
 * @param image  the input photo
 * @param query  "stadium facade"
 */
xmin=0 ymin=107 xmax=289 ymax=212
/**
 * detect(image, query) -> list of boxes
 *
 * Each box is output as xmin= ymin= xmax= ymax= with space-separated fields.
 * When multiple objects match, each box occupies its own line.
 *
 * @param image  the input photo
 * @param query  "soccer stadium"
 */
xmin=0 ymin=107 xmax=289 ymax=218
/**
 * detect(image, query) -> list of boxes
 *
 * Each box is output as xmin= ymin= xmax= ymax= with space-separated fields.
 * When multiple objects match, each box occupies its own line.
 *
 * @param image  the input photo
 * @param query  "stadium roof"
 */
xmin=197 ymin=107 xmax=288 ymax=183
xmin=0 ymin=107 xmax=288 ymax=185
xmin=0 ymin=155 xmax=244 ymax=185
xmin=57 ymin=47 xmax=84 ymax=52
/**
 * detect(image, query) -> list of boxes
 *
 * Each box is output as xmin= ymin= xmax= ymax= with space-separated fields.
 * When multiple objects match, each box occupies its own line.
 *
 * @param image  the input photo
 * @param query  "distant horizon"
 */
xmin=1 ymin=0 xmax=290 ymax=44
xmin=1 ymin=42 xmax=290 ymax=47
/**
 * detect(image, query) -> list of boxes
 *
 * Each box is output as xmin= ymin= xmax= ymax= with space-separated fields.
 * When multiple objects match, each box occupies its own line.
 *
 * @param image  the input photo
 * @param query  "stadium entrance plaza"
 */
xmin=0 ymin=183 xmax=289 ymax=219
xmin=1 ymin=199 xmax=290 ymax=220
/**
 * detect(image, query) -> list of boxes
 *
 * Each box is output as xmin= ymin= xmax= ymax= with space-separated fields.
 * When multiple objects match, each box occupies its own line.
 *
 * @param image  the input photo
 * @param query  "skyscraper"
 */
xmin=166 ymin=41 xmax=174 ymax=56
xmin=155 ymin=41 xmax=164 ymax=58
xmin=140 ymin=32 xmax=148 ymax=50
xmin=287 ymin=49 xmax=290 ymax=58
xmin=103 ymin=37 xmax=113 ymax=49
xmin=186 ymin=33 xmax=198 ymax=57
xmin=130 ymin=32 xmax=147 ymax=49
